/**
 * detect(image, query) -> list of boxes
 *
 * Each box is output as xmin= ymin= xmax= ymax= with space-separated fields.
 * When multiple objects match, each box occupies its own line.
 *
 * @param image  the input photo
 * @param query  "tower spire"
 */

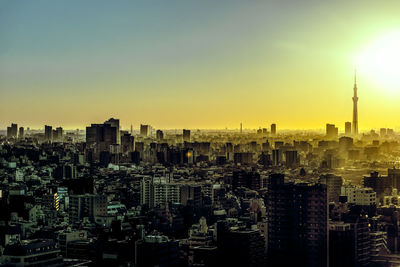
xmin=352 ymin=70 xmax=358 ymax=135
xmin=354 ymin=69 xmax=357 ymax=86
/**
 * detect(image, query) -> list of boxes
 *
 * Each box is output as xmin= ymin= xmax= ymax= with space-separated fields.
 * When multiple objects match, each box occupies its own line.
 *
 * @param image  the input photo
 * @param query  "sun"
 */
xmin=355 ymin=30 xmax=400 ymax=93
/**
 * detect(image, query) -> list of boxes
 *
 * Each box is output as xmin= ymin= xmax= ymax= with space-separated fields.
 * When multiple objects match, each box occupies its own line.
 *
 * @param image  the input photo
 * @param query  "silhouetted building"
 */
xmin=271 ymin=123 xmax=276 ymax=135
xmin=326 ymin=123 xmax=338 ymax=139
xmin=388 ymin=168 xmax=400 ymax=191
xmin=18 ymin=127 xmax=24 ymax=139
xmin=121 ymin=132 xmax=134 ymax=153
xmin=329 ymin=222 xmax=356 ymax=267
xmin=86 ymin=121 xmax=118 ymax=153
xmin=7 ymin=123 xmax=18 ymax=139
xmin=45 ymin=125 xmax=53 ymax=141
xmin=267 ymin=174 xmax=327 ymax=267
xmin=156 ymin=130 xmax=164 ymax=140
xmin=54 ymin=127 xmax=63 ymax=141
xmin=232 ymin=171 xmax=261 ymax=191
xmin=140 ymin=124 xmax=150 ymax=136
xmin=104 ymin=118 xmax=120 ymax=144
xmin=345 ymin=122 xmax=352 ymax=135
xmin=285 ymin=150 xmax=299 ymax=168
xmin=363 ymin=171 xmax=391 ymax=202
xmin=183 ymin=129 xmax=191 ymax=142
xmin=272 ymin=149 xmax=280 ymax=166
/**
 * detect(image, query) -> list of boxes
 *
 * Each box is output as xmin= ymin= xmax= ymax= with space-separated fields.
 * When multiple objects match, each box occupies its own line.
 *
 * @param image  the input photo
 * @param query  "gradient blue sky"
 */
xmin=2 ymin=0 xmax=400 ymax=130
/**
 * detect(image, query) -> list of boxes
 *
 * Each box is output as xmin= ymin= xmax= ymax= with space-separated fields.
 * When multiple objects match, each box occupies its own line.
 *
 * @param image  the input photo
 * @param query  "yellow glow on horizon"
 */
xmin=356 ymin=30 xmax=400 ymax=94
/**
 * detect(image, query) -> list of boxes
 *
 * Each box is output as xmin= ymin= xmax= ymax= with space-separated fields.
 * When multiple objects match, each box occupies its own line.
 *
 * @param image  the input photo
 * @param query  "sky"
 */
xmin=1 ymin=0 xmax=400 ymax=130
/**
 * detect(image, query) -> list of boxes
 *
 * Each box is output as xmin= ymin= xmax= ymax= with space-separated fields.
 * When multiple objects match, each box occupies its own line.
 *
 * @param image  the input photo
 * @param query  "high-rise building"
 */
xmin=7 ymin=123 xmax=18 ymax=138
xmin=285 ymin=150 xmax=299 ymax=168
xmin=363 ymin=171 xmax=391 ymax=201
xmin=52 ymin=127 xmax=63 ymax=141
xmin=319 ymin=174 xmax=343 ymax=203
xmin=266 ymin=173 xmax=327 ymax=267
xmin=388 ymin=168 xmax=400 ymax=191
xmin=232 ymin=170 xmax=261 ymax=191
xmin=156 ymin=130 xmax=164 ymax=140
xmin=18 ymin=127 xmax=24 ymax=139
xmin=45 ymin=125 xmax=53 ymax=141
xmin=345 ymin=122 xmax=351 ymax=135
xmin=352 ymin=71 xmax=359 ymax=135
xmin=329 ymin=222 xmax=356 ymax=267
xmin=56 ymin=127 xmax=63 ymax=140
xmin=140 ymin=124 xmax=150 ymax=136
xmin=121 ymin=132 xmax=134 ymax=153
xmin=183 ymin=129 xmax=191 ymax=142
xmin=86 ymin=120 xmax=118 ymax=152
xmin=104 ymin=118 xmax=120 ymax=144
xmin=271 ymin=123 xmax=276 ymax=135
xmin=272 ymin=149 xmax=280 ymax=166
xmin=326 ymin=123 xmax=338 ymax=139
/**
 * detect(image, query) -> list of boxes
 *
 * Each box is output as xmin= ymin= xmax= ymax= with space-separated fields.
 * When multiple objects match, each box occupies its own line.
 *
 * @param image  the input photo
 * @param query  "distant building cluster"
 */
xmin=1 ymin=116 xmax=400 ymax=267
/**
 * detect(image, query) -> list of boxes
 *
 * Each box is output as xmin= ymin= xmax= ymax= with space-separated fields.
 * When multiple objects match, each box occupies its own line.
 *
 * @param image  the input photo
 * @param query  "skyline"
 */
xmin=2 ymin=1 xmax=400 ymax=129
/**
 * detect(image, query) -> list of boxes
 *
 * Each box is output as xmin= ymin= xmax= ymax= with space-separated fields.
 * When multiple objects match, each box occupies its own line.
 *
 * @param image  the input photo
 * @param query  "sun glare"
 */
xmin=356 ymin=30 xmax=400 ymax=93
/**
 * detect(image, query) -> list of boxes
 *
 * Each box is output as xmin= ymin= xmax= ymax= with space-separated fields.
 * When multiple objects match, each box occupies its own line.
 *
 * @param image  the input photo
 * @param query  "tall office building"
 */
xmin=267 ymin=173 xmax=327 ymax=267
xmin=271 ymin=123 xmax=276 ymax=135
xmin=52 ymin=127 xmax=63 ymax=141
xmin=352 ymin=71 xmax=358 ymax=135
xmin=285 ymin=150 xmax=299 ymax=168
xmin=121 ymin=132 xmax=134 ymax=153
xmin=56 ymin=127 xmax=63 ymax=140
xmin=18 ymin=127 xmax=24 ymax=139
xmin=345 ymin=121 xmax=351 ymax=135
xmin=140 ymin=124 xmax=150 ymax=136
xmin=7 ymin=123 xmax=18 ymax=138
xmin=272 ymin=149 xmax=280 ymax=166
xmin=326 ymin=123 xmax=338 ymax=139
xmin=104 ymin=118 xmax=120 ymax=144
xmin=183 ymin=129 xmax=191 ymax=142
xmin=45 ymin=125 xmax=53 ymax=141
xmin=86 ymin=120 xmax=118 ymax=152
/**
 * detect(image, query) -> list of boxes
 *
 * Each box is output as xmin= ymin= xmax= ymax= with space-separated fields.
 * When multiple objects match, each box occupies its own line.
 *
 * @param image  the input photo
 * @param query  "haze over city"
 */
xmin=4 ymin=1 xmax=400 ymax=267
xmin=2 ymin=0 xmax=400 ymax=129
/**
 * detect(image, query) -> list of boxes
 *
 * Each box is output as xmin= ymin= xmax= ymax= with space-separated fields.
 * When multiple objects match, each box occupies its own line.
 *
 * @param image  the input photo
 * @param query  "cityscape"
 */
xmin=2 ymin=1 xmax=400 ymax=267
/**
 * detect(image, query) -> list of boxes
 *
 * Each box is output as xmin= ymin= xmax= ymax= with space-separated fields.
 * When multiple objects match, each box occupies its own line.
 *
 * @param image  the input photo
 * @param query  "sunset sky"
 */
xmin=1 ymin=0 xmax=400 ymax=130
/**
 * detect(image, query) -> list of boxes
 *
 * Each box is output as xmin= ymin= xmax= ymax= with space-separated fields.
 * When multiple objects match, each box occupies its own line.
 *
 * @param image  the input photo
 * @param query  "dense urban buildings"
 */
xmin=2 ymin=105 xmax=400 ymax=266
